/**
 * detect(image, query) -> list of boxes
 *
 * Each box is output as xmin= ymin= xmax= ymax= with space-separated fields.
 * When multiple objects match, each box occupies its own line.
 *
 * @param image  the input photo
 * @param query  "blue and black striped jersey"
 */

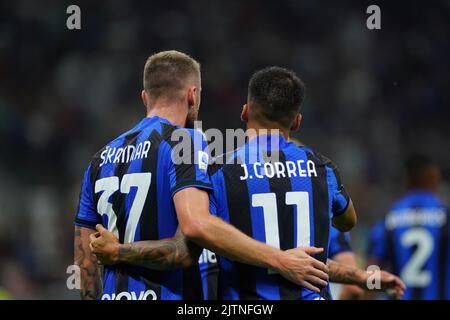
xmin=368 ymin=191 xmax=450 ymax=300
xmin=198 ymin=249 xmax=219 ymax=300
xmin=208 ymin=134 xmax=350 ymax=300
xmin=74 ymin=116 xmax=212 ymax=300
xmin=197 ymin=228 xmax=353 ymax=301
xmin=329 ymin=226 xmax=352 ymax=259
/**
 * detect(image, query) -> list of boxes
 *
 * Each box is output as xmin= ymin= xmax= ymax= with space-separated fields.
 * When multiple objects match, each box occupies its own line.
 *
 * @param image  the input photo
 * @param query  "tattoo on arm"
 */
xmin=118 ymin=227 xmax=201 ymax=270
xmin=327 ymin=259 xmax=366 ymax=288
xmin=74 ymin=226 xmax=102 ymax=300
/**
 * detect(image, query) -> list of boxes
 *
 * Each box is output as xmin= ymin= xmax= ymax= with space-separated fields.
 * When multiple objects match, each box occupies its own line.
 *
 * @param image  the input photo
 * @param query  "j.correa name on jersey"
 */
xmin=239 ymin=159 xmax=317 ymax=180
xmin=100 ymin=141 xmax=151 ymax=167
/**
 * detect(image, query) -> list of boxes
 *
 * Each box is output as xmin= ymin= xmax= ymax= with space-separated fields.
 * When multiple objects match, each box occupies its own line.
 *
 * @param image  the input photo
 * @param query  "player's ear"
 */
xmin=141 ymin=90 xmax=148 ymax=106
xmin=241 ymin=104 xmax=249 ymax=123
xmin=290 ymin=113 xmax=302 ymax=132
xmin=187 ymin=86 xmax=197 ymax=108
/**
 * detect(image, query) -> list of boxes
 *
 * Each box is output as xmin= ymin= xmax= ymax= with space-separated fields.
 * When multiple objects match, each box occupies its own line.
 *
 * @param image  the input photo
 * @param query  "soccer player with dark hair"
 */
xmin=368 ymin=154 xmax=449 ymax=299
xmin=206 ymin=66 xmax=357 ymax=299
xmin=74 ymin=52 xmax=330 ymax=300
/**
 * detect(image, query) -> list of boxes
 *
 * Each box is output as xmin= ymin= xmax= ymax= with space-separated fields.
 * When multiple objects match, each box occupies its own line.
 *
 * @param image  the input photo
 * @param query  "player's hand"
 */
xmin=377 ymin=270 xmax=406 ymax=300
xmin=89 ymin=224 xmax=120 ymax=265
xmin=277 ymin=247 xmax=329 ymax=293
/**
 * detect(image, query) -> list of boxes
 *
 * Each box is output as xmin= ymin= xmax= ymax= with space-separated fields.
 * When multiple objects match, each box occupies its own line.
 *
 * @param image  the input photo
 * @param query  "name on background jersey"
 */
xmin=100 ymin=141 xmax=151 ymax=167
xmin=386 ymin=208 xmax=447 ymax=230
xmin=240 ymin=160 xmax=317 ymax=180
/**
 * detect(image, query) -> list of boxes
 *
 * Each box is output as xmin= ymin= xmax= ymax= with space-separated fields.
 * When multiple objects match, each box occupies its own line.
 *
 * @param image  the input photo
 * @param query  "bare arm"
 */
xmin=331 ymin=252 xmax=365 ymax=300
xmin=119 ymin=228 xmax=201 ymax=270
xmin=332 ymin=200 xmax=357 ymax=232
xmin=173 ymin=187 xmax=329 ymax=293
xmin=90 ymin=225 xmax=201 ymax=270
xmin=90 ymin=187 xmax=329 ymax=292
xmin=327 ymin=259 xmax=406 ymax=299
xmin=327 ymin=258 xmax=366 ymax=286
xmin=74 ymin=226 xmax=102 ymax=300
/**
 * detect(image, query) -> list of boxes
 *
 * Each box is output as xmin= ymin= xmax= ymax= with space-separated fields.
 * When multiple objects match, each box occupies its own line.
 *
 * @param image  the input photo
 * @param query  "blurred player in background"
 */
xmin=368 ymin=154 xmax=449 ymax=300
xmin=328 ymin=227 xmax=365 ymax=300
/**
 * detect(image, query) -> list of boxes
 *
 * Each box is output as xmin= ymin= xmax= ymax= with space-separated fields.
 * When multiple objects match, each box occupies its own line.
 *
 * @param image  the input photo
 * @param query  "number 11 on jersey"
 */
xmin=252 ymin=191 xmax=311 ymax=274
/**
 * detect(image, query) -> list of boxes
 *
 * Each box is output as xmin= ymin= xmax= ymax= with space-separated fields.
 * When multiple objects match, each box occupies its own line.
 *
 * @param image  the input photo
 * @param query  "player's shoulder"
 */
xmin=90 ymin=128 xmax=132 ymax=160
xmin=83 ymin=141 xmax=112 ymax=180
xmin=158 ymin=121 xmax=180 ymax=140
xmin=86 ymin=123 xmax=142 ymax=169
xmin=208 ymin=149 xmax=240 ymax=177
xmin=299 ymin=146 xmax=339 ymax=171
xmin=160 ymin=122 xmax=204 ymax=141
xmin=91 ymin=146 xmax=106 ymax=164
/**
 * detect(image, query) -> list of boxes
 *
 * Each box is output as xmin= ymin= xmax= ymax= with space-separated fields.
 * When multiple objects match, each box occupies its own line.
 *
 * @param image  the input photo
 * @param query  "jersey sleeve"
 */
xmin=326 ymin=162 xmax=350 ymax=217
xmin=328 ymin=226 xmax=352 ymax=258
xmin=209 ymin=193 xmax=219 ymax=216
xmin=208 ymin=173 xmax=221 ymax=216
xmin=168 ymin=129 xmax=213 ymax=197
xmin=207 ymin=161 xmax=228 ymax=217
xmin=367 ymin=220 xmax=388 ymax=263
xmin=74 ymin=165 xmax=100 ymax=229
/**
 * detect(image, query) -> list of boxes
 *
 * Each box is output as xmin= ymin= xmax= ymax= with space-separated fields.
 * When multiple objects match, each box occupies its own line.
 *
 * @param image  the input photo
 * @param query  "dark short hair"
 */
xmin=143 ymin=50 xmax=201 ymax=100
xmin=248 ymin=66 xmax=305 ymax=128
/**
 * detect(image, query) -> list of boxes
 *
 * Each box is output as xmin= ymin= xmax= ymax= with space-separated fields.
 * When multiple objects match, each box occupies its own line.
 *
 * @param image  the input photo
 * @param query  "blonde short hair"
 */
xmin=143 ymin=50 xmax=201 ymax=100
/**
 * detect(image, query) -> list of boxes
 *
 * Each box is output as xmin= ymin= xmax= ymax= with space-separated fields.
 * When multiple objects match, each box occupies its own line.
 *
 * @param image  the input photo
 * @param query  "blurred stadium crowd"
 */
xmin=0 ymin=0 xmax=449 ymax=298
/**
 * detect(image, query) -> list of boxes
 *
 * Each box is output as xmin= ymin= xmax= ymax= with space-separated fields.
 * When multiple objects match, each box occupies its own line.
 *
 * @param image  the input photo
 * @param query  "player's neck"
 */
xmin=146 ymin=105 xmax=187 ymax=127
xmin=246 ymin=122 xmax=290 ymax=141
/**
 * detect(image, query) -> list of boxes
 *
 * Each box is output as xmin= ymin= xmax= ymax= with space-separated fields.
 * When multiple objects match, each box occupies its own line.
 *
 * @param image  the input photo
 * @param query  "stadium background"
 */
xmin=0 ymin=0 xmax=449 ymax=299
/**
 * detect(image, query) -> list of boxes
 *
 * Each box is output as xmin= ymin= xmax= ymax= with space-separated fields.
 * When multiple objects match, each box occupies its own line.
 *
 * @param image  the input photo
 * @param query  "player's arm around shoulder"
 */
xmin=174 ymin=187 xmax=330 ymax=293
xmin=89 ymin=224 xmax=201 ymax=270
xmin=89 ymin=127 xmax=207 ymax=271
